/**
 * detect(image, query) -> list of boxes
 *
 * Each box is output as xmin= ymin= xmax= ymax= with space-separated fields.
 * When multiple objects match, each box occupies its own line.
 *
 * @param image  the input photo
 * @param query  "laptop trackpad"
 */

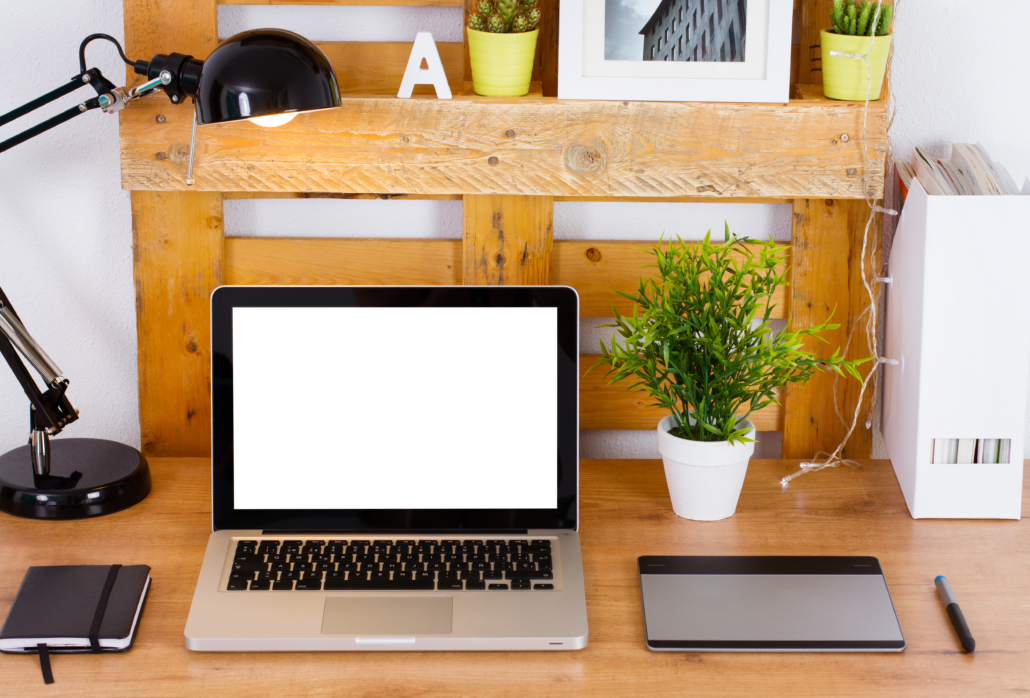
xmin=322 ymin=595 xmax=453 ymax=635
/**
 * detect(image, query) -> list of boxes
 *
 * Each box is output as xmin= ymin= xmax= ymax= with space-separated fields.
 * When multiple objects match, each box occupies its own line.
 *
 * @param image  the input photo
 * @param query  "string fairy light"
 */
xmin=781 ymin=0 xmax=902 ymax=486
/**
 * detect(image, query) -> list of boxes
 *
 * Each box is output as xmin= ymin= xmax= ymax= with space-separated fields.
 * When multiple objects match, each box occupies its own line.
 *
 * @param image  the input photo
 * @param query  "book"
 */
xmin=956 ymin=439 xmax=976 ymax=465
xmin=905 ymin=143 xmax=1021 ymax=196
xmin=0 ymin=565 xmax=150 ymax=653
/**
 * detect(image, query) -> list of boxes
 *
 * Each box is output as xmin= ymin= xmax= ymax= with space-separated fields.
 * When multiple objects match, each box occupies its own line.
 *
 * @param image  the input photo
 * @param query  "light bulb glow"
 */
xmin=249 ymin=112 xmax=298 ymax=128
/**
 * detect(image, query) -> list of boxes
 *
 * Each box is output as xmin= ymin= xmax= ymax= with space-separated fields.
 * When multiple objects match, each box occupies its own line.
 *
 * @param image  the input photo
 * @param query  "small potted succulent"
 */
xmin=821 ymin=0 xmax=893 ymax=101
xmin=594 ymin=228 xmax=868 ymax=521
xmin=467 ymin=0 xmax=540 ymax=96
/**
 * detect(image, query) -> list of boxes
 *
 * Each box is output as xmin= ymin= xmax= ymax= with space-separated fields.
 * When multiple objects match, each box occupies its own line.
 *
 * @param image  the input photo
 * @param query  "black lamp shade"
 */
xmin=195 ymin=29 xmax=341 ymax=125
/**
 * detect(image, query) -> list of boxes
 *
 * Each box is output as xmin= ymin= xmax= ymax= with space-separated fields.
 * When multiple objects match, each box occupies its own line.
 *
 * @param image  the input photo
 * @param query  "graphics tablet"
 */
xmin=639 ymin=556 xmax=905 ymax=652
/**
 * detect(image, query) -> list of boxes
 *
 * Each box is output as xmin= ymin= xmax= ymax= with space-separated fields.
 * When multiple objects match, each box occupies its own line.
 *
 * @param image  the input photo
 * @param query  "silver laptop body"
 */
xmin=185 ymin=286 xmax=588 ymax=651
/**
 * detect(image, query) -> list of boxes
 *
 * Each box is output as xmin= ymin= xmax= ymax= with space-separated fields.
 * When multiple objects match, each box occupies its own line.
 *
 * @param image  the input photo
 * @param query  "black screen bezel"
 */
xmin=210 ymin=286 xmax=579 ymax=532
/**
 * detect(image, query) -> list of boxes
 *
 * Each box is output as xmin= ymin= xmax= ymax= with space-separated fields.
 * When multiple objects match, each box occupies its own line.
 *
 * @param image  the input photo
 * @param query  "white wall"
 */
xmin=2 ymin=1 xmax=1028 ymax=461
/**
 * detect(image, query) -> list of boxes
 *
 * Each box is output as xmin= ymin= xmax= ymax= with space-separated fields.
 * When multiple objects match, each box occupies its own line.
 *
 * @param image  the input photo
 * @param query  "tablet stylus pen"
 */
xmin=935 ymin=576 xmax=975 ymax=652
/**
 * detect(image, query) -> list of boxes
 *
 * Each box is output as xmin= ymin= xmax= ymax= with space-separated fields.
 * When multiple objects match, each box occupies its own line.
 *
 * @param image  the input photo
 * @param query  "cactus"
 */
xmin=830 ymin=0 xmax=892 ymax=36
xmin=495 ymin=0 xmax=518 ymax=30
xmin=468 ymin=0 xmax=538 ymax=32
xmin=486 ymin=12 xmax=506 ymax=33
xmin=525 ymin=6 xmax=540 ymax=29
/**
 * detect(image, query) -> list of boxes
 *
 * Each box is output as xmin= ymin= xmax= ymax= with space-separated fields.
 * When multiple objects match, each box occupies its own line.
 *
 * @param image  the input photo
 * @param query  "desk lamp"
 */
xmin=0 ymin=29 xmax=342 ymax=182
xmin=0 ymin=30 xmax=340 ymax=518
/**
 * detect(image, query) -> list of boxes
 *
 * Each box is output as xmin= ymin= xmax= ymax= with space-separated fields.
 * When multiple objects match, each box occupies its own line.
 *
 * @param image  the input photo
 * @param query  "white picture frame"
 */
xmin=558 ymin=0 xmax=793 ymax=102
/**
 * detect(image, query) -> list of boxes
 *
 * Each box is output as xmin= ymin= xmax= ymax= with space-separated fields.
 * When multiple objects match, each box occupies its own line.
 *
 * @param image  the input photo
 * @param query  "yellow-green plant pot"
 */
xmin=467 ymin=28 xmax=538 ymax=97
xmin=820 ymin=29 xmax=892 ymax=101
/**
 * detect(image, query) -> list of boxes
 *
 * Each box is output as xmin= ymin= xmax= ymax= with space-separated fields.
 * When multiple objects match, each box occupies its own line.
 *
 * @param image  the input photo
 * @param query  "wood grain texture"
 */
xmin=220 ymin=0 xmax=460 ymax=5
xmin=224 ymin=238 xmax=789 ymax=319
xmin=581 ymin=356 xmax=784 ymax=432
xmin=537 ymin=0 xmax=559 ymax=97
xmin=840 ymin=199 xmax=881 ymax=459
xmin=132 ymin=191 xmax=224 ymax=457
xmin=1 ymin=457 xmax=1027 ymax=696
xmin=123 ymin=0 xmax=217 ymax=73
xmin=782 ymin=198 xmax=853 ymax=459
xmin=463 ymin=195 xmax=553 ymax=284
xmin=225 ymin=237 xmax=461 ymax=285
xmin=554 ymin=240 xmax=790 ymax=319
xmin=319 ymin=41 xmax=463 ymax=97
xmin=119 ymin=95 xmax=886 ymax=198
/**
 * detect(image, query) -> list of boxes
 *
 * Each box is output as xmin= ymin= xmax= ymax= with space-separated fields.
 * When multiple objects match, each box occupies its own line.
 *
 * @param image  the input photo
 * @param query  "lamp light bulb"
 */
xmin=249 ymin=113 xmax=297 ymax=127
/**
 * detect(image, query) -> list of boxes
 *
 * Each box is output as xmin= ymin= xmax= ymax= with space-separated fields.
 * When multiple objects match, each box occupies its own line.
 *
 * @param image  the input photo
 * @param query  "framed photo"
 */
xmin=558 ymin=0 xmax=792 ymax=102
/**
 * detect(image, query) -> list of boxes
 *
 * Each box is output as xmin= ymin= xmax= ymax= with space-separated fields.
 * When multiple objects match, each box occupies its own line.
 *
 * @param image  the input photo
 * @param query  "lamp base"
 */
xmin=0 ymin=438 xmax=150 ymax=519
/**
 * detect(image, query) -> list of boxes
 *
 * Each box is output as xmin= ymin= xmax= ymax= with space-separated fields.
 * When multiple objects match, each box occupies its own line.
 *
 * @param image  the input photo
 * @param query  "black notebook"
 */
xmin=1 ymin=565 xmax=151 ymax=653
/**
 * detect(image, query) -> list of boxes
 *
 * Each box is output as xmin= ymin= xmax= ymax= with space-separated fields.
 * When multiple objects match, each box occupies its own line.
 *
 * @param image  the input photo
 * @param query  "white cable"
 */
xmin=782 ymin=0 xmax=900 ymax=486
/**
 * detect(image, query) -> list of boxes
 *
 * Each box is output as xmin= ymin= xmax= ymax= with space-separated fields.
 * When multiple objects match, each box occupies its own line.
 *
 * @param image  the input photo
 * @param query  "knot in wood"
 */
xmin=564 ymin=144 xmax=605 ymax=174
xmin=585 ymin=247 xmax=602 ymax=263
xmin=155 ymin=152 xmax=167 ymax=160
xmin=504 ymin=129 xmax=515 ymax=138
xmin=488 ymin=156 xmax=499 ymax=166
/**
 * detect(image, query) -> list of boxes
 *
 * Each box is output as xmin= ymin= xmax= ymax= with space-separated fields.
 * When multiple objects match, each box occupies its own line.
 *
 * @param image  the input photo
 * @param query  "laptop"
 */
xmin=184 ymin=286 xmax=588 ymax=651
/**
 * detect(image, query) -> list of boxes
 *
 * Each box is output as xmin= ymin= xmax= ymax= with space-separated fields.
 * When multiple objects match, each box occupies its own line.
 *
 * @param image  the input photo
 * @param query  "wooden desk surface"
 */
xmin=1 ymin=458 xmax=1028 ymax=696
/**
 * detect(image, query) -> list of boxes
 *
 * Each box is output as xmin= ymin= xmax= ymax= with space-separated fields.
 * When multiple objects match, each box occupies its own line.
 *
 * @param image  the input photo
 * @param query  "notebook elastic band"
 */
xmin=88 ymin=564 xmax=122 ymax=653
xmin=36 ymin=643 xmax=54 ymax=684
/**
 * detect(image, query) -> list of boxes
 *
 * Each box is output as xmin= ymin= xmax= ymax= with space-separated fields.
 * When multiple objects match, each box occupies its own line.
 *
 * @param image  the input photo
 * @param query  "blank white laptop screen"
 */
xmin=231 ymin=307 xmax=558 ymax=510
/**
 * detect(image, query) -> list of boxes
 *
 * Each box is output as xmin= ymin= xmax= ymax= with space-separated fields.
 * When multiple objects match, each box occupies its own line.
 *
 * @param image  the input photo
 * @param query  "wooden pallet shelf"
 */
xmin=123 ymin=0 xmax=885 ymax=459
xmin=120 ymin=92 xmax=886 ymax=199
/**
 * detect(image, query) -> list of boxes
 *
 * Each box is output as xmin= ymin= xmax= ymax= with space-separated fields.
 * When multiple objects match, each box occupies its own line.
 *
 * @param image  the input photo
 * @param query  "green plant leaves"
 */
xmin=592 ymin=229 xmax=870 ymax=446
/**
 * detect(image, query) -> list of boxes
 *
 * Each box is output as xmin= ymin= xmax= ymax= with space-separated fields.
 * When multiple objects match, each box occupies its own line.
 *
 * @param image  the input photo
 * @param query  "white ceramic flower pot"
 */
xmin=657 ymin=414 xmax=756 ymax=521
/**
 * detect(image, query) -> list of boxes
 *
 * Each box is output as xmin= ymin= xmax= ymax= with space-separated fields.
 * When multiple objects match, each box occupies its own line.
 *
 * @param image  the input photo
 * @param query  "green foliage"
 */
xmin=468 ymin=0 xmax=539 ymax=33
xmin=830 ymin=0 xmax=892 ymax=36
xmin=593 ymin=227 xmax=870 ymax=445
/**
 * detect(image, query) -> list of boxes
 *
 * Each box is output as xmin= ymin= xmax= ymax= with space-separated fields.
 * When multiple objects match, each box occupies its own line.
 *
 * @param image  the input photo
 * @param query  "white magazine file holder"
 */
xmin=883 ymin=177 xmax=1030 ymax=519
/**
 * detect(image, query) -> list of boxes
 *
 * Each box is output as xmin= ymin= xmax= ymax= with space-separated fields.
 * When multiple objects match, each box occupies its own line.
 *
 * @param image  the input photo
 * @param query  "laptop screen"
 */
xmin=231 ymin=306 xmax=557 ymax=510
xmin=210 ymin=286 xmax=579 ymax=532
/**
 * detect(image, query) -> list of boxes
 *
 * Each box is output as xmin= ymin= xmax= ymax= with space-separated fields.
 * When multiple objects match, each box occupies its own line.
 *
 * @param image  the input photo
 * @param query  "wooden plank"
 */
xmin=840 ymin=199 xmax=880 ymax=459
xmin=222 ymin=237 xmax=790 ymax=319
xmin=220 ymin=0 xmax=461 ymax=5
xmin=797 ymin=0 xmax=833 ymax=88
xmin=318 ymin=41 xmax=463 ymax=97
xmin=537 ymin=0 xmax=559 ymax=97
xmin=222 ymin=193 xmax=783 ymax=202
xmin=119 ymin=96 xmax=886 ymax=198
xmin=782 ymin=198 xmax=852 ymax=459
xmin=225 ymin=238 xmax=461 ymax=285
xmin=223 ymin=192 xmax=461 ymax=200
xmin=132 ymin=191 xmax=224 ymax=457
xmin=125 ymin=0 xmax=222 ymax=457
xmin=123 ymin=0 xmax=218 ymax=71
xmin=554 ymin=240 xmax=790 ymax=319
xmin=8 ymin=457 xmax=1027 ymax=695
xmin=463 ymin=195 xmax=553 ymax=284
xmin=581 ymin=356 xmax=784 ymax=432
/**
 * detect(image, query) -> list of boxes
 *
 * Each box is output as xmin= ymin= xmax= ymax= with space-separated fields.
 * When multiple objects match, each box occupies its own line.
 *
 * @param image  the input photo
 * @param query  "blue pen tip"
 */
xmin=934 ymin=575 xmax=945 ymax=583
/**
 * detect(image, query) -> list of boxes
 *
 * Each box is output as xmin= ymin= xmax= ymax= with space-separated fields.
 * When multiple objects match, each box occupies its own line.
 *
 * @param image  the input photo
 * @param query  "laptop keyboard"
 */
xmin=226 ymin=538 xmax=557 ymax=592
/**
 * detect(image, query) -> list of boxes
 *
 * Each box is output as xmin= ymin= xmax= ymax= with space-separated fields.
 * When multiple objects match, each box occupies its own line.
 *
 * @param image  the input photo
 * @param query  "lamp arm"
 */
xmin=0 ymin=287 xmax=78 ymax=437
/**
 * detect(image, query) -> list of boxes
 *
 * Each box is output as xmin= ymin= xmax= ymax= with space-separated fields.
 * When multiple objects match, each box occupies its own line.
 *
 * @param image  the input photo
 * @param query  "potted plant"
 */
xmin=594 ymin=228 xmax=868 ymax=521
xmin=467 ymin=0 xmax=540 ymax=96
xmin=821 ymin=0 xmax=893 ymax=101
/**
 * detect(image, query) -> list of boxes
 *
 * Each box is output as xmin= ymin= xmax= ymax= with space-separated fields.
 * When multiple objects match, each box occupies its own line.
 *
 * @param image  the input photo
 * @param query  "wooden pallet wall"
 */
xmin=122 ymin=0 xmax=884 ymax=458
